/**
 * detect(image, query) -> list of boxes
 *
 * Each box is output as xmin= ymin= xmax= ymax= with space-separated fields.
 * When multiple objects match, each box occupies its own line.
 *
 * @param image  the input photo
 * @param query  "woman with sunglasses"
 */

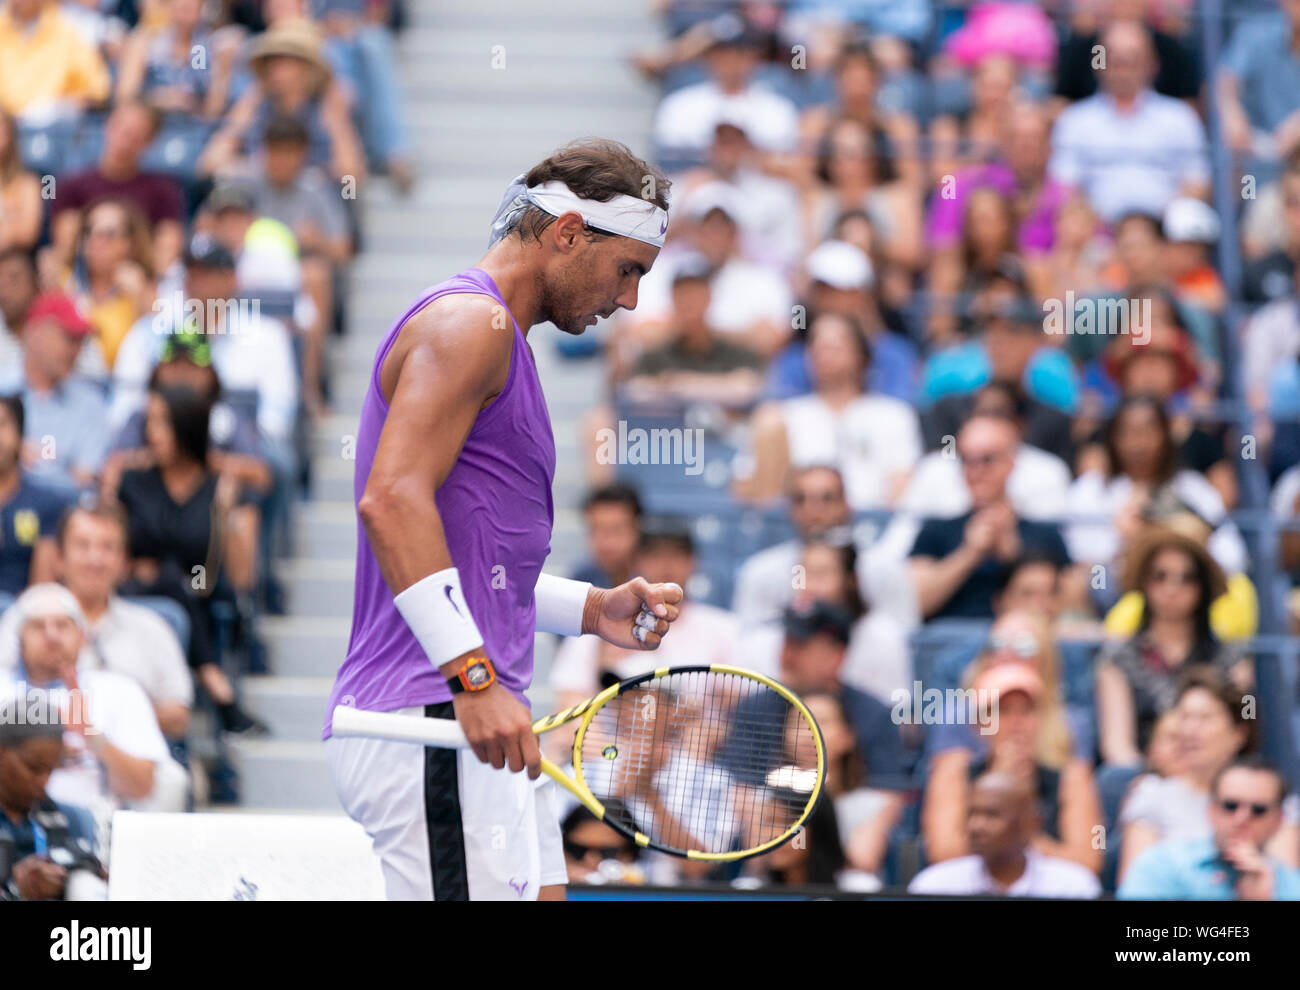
xmin=1117 ymin=668 xmax=1299 ymax=883
xmin=1095 ymin=526 xmax=1251 ymax=768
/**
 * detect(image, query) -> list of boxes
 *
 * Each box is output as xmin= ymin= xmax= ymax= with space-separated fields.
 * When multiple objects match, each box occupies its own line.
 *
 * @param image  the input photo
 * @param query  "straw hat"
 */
xmin=1121 ymin=510 xmax=1227 ymax=601
xmin=249 ymin=18 xmax=331 ymax=93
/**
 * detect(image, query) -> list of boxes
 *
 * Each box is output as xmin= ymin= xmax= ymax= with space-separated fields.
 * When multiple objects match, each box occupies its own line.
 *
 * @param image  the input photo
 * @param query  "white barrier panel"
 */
xmin=108 ymin=811 xmax=385 ymax=901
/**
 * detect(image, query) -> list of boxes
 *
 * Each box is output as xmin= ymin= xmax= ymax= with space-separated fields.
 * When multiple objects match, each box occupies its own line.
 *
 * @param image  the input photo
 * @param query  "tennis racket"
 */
xmin=330 ymin=664 xmax=825 ymax=862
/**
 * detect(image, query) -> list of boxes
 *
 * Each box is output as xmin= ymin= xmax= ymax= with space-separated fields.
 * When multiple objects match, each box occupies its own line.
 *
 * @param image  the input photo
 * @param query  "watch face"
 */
xmin=465 ymin=663 xmax=490 ymax=687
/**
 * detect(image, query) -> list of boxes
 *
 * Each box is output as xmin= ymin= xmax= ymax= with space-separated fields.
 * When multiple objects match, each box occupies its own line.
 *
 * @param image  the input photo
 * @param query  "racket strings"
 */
xmin=577 ymin=670 xmax=820 ymax=856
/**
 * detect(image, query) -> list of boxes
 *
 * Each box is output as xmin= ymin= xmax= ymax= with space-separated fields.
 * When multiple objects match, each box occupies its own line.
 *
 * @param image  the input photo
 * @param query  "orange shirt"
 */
xmin=0 ymin=5 xmax=110 ymax=117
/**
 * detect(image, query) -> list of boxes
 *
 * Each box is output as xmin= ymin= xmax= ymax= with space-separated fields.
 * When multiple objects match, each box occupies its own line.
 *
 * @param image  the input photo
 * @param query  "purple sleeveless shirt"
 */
xmin=323 ymin=268 xmax=555 ymax=738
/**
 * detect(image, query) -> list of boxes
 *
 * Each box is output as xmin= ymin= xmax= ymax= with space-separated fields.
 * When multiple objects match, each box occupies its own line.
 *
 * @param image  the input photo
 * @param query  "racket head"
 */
xmin=567 ymin=664 xmax=825 ymax=862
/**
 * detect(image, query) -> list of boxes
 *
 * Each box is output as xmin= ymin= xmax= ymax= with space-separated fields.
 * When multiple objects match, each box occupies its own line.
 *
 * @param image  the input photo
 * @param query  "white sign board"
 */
xmin=108 ymin=811 xmax=385 ymax=901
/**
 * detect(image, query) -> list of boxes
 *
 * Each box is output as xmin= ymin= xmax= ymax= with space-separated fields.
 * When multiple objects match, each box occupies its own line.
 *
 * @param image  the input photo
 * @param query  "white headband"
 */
xmin=487 ymin=173 xmax=668 ymax=249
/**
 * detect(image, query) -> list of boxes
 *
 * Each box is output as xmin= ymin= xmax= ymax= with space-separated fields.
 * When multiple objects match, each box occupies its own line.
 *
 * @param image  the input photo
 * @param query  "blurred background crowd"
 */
xmin=2 ymin=0 xmax=1300 ymax=901
xmin=551 ymin=0 xmax=1300 ymax=898
xmin=0 ymin=0 xmax=412 ymax=898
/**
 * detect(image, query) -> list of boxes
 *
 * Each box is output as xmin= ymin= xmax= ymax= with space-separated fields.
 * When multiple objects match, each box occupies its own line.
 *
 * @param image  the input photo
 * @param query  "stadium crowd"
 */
xmin=555 ymin=0 xmax=1300 ymax=899
xmin=0 ymin=0 xmax=409 ymax=899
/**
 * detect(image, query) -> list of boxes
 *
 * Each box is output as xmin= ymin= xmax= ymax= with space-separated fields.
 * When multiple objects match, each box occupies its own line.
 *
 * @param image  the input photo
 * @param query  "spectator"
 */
xmin=766 ymin=238 xmax=919 ymax=403
xmin=571 ymin=484 xmax=642 ymax=590
xmin=620 ymin=254 xmax=764 ymax=407
xmin=0 ymin=291 xmax=111 ymax=496
xmin=1117 ymin=669 xmax=1300 ymax=882
xmin=0 ymin=110 xmax=41 ymax=252
xmin=1217 ymin=0 xmax=1300 ymax=162
xmin=0 ymin=693 xmax=105 ymax=901
xmin=47 ymin=101 xmax=185 ymax=278
xmin=732 ymin=464 xmax=852 ymax=629
xmin=2 ymin=583 xmax=186 ymax=826
xmin=671 ymin=117 xmax=804 ymax=274
xmin=743 ymin=781 xmax=856 ymax=889
xmin=620 ymin=184 xmax=793 ymax=360
xmin=1241 ymin=257 xmax=1300 ymax=422
xmin=105 ymin=331 xmax=273 ymax=501
xmin=795 ymin=39 xmax=924 ymax=191
xmin=792 ymin=690 xmax=902 ymax=883
xmin=305 ymin=0 xmax=416 ymax=189
xmin=768 ymin=599 xmax=909 ymax=798
xmin=561 ymin=802 xmax=643 ymax=885
xmin=1096 ymin=525 xmax=1252 ymax=767
xmin=1055 ymin=0 xmax=1202 ymax=102
xmin=0 ymin=501 xmax=194 ymax=743
xmin=1239 ymin=145 xmax=1300 ymax=287
xmin=910 ymin=771 xmax=1101 ymax=897
xmin=1065 ymin=394 xmax=1246 ymax=580
xmin=114 ymin=0 xmax=238 ymax=119
xmin=927 ymin=53 xmax=1024 ymax=187
xmin=908 ymin=413 xmax=1070 ymax=621
xmin=62 ymin=198 xmax=157 ymax=372
xmin=652 ymin=17 xmax=799 ymax=163
xmin=227 ymin=111 xmax=354 ymax=416
xmin=1163 ymin=197 xmax=1225 ymax=314
xmin=1119 ymin=757 xmax=1300 ymax=900
xmin=0 ymin=246 xmax=37 ymax=367
xmin=0 ymin=0 xmax=110 ymax=120
xmin=925 ymin=189 xmax=1020 ymax=344
xmin=1048 ymin=19 xmax=1209 ymax=223
xmin=739 ymin=311 xmax=922 ymax=509
xmin=199 ymin=16 xmax=366 ymax=182
xmin=0 ymin=394 xmax=65 ymax=602
xmin=549 ymin=525 xmax=737 ymax=710
xmin=923 ymin=640 xmax=1103 ymax=873
xmin=742 ymin=538 xmax=911 ymax=705
xmin=804 ymin=115 xmax=922 ymax=275
xmin=108 ymin=383 xmax=264 ymax=737
xmin=927 ymin=101 xmax=1070 ymax=283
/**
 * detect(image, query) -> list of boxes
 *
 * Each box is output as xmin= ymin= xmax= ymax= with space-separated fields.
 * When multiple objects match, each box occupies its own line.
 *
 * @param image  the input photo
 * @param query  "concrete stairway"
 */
xmin=229 ymin=1 xmax=662 ymax=810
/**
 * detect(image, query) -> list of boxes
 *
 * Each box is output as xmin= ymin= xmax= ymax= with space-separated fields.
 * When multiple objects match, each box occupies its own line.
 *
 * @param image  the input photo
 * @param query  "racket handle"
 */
xmin=330 ymin=705 xmax=472 ymax=749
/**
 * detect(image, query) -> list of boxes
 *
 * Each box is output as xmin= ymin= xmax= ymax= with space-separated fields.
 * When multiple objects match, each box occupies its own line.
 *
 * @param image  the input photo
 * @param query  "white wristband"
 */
xmin=533 ymin=573 xmax=592 ymax=637
xmin=393 ymin=567 xmax=484 ymax=668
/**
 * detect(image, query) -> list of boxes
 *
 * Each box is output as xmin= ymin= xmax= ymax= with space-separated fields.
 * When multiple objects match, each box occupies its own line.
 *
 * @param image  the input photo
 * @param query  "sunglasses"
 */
xmin=563 ymin=839 xmax=636 ymax=861
xmin=959 ymin=451 xmax=1004 ymax=470
xmin=1217 ymin=799 xmax=1275 ymax=818
xmin=792 ymin=490 xmax=840 ymax=505
xmin=1149 ymin=568 xmax=1197 ymax=586
xmin=986 ymin=633 xmax=1038 ymax=659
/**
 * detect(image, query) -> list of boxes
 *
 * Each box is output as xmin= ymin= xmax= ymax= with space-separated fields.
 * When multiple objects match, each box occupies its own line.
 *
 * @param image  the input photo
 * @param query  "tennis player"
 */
xmin=323 ymin=139 xmax=684 ymax=901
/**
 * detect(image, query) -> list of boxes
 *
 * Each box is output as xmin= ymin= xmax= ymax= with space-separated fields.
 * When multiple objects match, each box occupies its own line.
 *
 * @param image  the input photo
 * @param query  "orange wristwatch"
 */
xmin=446 ymin=653 xmax=497 ymax=694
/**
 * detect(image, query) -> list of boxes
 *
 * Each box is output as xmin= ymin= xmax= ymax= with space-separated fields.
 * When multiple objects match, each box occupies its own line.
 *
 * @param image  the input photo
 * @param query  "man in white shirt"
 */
xmin=1049 ymin=19 xmax=1209 ymax=222
xmin=0 ymin=502 xmax=192 ymax=741
xmin=908 ymin=772 xmax=1100 ymax=898
xmin=652 ymin=19 xmax=799 ymax=162
xmin=1 ymin=584 xmax=185 ymax=831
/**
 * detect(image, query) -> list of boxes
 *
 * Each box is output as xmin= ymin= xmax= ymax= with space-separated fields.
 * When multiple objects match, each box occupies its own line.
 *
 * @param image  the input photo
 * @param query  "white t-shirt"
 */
xmin=653 ymin=81 xmax=800 ymax=154
xmin=0 ymin=596 xmax=192 ymax=708
xmin=549 ymin=602 xmax=740 ymax=696
xmin=1064 ymin=469 xmax=1247 ymax=573
xmin=908 ymin=849 xmax=1101 ymax=897
xmin=1 ymin=668 xmax=170 ymax=815
xmin=626 ymin=252 xmax=793 ymax=340
xmin=780 ymin=394 xmax=922 ymax=511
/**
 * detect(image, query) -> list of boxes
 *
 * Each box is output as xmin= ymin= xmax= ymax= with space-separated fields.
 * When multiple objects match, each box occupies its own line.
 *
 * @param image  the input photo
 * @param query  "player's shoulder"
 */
xmin=393 ymin=290 xmax=516 ymax=371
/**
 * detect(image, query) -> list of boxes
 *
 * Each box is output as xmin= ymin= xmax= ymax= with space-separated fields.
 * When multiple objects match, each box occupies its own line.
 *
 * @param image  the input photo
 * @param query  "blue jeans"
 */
xmin=325 ymin=27 xmax=410 ymax=166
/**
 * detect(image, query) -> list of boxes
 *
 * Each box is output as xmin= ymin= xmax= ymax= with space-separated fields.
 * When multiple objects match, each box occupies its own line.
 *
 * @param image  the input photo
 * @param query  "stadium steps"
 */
xmin=229 ymin=0 xmax=661 ymax=811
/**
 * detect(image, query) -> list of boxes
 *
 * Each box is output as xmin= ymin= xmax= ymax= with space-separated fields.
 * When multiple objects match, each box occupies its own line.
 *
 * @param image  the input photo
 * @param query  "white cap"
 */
xmin=13 ymin=583 xmax=86 ymax=632
xmin=806 ymin=239 xmax=874 ymax=290
xmin=684 ymin=181 xmax=743 ymax=222
xmin=1163 ymin=197 xmax=1220 ymax=244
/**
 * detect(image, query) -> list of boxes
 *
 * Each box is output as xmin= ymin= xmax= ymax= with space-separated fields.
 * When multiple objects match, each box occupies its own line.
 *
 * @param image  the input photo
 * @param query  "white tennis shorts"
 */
xmin=325 ymin=702 xmax=567 ymax=901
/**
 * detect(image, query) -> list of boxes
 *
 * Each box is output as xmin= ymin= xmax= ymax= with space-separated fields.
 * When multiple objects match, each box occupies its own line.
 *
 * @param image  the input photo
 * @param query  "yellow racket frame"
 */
xmin=531 ymin=663 xmax=826 ymax=862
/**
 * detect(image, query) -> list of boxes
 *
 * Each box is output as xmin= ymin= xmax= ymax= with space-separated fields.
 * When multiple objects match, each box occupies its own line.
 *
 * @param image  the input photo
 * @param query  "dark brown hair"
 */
xmin=509 ymin=138 xmax=671 ymax=245
xmin=1175 ymin=666 xmax=1257 ymax=754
